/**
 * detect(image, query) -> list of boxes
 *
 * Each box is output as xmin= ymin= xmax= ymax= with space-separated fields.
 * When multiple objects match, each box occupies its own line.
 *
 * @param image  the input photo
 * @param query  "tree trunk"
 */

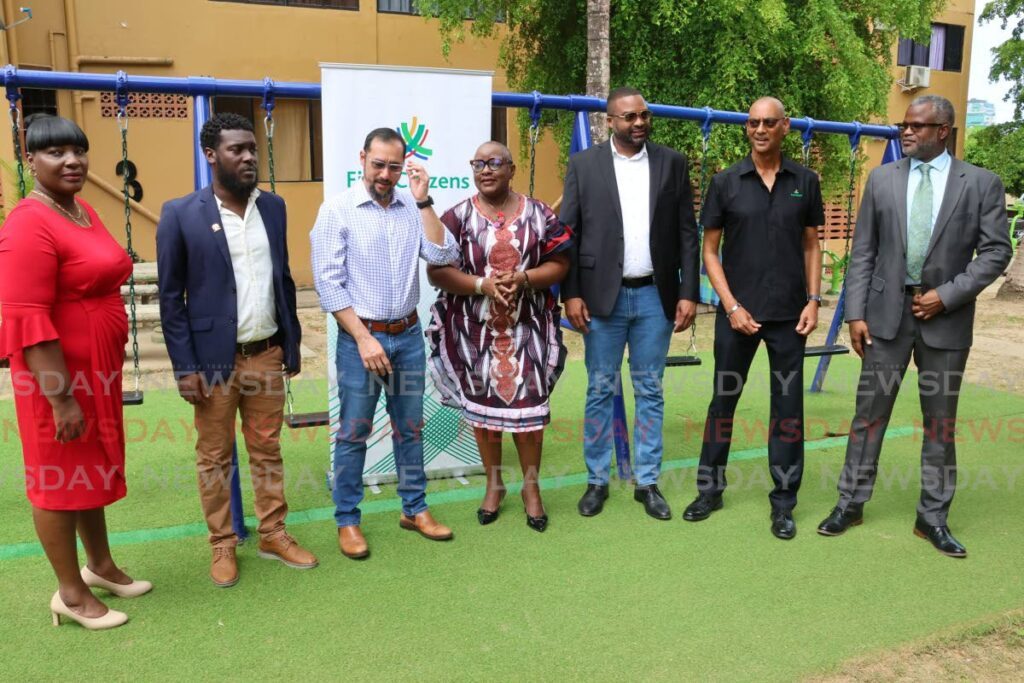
xmin=997 ymin=248 xmax=1024 ymax=300
xmin=586 ymin=0 xmax=610 ymax=144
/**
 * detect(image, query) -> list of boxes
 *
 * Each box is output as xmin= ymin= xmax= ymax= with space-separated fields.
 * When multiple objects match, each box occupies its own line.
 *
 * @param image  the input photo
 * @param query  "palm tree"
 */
xmin=586 ymin=0 xmax=610 ymax=144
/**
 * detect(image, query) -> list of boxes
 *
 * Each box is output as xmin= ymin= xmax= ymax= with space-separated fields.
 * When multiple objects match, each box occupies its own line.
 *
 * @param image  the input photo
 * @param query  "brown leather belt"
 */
xmin=622 ymin=276 xmax=655 ymax=288
xmin=236 ymin=331 xmax=283 ymax=357
xmin=361 ymin=310 xmax=418 ymax=335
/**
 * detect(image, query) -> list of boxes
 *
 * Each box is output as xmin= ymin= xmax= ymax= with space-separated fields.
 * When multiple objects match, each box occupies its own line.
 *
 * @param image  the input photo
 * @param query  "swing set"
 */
xmin=0 ymin=66 xmax=901 ymax=536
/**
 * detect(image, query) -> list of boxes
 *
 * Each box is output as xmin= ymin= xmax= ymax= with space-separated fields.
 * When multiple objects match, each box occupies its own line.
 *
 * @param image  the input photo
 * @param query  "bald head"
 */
xmin=749 ymin=97 xmax=786 ymax=118
xmin=475 ymin=140 xmax=512 ymax=161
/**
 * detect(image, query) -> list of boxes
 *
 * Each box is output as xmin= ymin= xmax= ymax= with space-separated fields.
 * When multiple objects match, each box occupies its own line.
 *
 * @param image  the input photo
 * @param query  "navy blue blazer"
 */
xmin=156 ymin=186 xmax=301 ymax=384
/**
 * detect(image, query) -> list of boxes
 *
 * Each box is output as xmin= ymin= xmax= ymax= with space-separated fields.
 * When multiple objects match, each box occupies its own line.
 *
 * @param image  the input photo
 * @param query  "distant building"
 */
xmin=967 ymin=98 xmax=997 ymax=127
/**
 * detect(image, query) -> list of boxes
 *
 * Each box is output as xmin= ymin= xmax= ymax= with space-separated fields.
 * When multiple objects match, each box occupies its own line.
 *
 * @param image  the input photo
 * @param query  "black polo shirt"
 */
xmin=701 ymin=155 xmax=825 ymax=321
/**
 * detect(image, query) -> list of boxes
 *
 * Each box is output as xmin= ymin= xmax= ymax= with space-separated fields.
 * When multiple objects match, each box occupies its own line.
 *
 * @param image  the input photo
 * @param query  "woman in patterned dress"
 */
xmin=426 ymin=141 xmax=572 ymax=532
xmin=0 ymin=116 xmax=151 ymax=630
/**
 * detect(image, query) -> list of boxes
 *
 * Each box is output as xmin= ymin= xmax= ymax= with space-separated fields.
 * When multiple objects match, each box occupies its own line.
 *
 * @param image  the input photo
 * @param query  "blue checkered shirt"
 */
xmin=310 ymin=182 xmax=459 ymax=319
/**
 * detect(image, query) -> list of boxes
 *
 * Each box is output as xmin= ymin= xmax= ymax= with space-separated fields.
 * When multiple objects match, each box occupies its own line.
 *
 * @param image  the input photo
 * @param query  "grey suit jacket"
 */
xmin=559 ymin=140 xmax=700 ymax=319
xmin=844 ymin=156 xmax=1011 ymax=349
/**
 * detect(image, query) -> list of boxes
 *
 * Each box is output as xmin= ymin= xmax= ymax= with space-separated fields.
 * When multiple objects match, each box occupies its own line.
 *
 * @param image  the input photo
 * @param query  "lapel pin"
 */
xmin=212 ymin=223 xmax=222 ymax=232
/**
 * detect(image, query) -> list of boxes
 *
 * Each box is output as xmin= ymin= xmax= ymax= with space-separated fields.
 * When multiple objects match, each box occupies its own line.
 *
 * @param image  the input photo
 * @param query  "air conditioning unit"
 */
xmin=902 ymin=65 xmax=931 ymax=90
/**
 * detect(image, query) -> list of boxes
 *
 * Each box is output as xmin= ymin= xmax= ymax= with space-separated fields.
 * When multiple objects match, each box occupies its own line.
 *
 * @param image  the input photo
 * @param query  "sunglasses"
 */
xmin=369 ymin=158 xmax=404 ymax=173
xmin=469 ymin=157 xmax=511 ymax=173
xmin=895 ymin=122 xmax=945 ymax=133
xmin=746 ymin=117 xmax=782 ymax=130
xmin=608 ymin=110 xmax=653 ymax=123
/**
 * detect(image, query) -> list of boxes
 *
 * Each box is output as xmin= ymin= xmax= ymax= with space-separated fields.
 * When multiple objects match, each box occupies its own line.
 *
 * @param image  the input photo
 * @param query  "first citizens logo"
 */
xmin=344 ymin=116 xmax=470 ymax=190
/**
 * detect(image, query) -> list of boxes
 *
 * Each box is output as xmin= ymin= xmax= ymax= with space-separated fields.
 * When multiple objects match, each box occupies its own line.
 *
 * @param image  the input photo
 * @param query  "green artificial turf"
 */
xmin=0 ymin=352 xmax=1022 ymax=681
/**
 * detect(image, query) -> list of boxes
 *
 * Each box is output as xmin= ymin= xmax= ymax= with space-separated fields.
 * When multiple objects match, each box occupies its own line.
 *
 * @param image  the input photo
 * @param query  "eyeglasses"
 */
xmin=369 ymin=158 xmax=404 ymax=173
xmin=608 ymin=110 xmax=653 ymax=123
xmin=746 ymin=117 xmax=782 ymax=130
xmin=895 ymin=122 xmax=946 ymax=133
xmin=469 ymin=157 xmax=511 ymax=173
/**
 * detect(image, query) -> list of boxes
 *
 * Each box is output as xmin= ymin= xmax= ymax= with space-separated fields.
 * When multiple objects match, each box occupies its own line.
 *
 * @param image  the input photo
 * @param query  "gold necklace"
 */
xmin=477 ymin=192 xmax=518 ymax=221
xmin=31 ymin=189 xmax=89 ymax=227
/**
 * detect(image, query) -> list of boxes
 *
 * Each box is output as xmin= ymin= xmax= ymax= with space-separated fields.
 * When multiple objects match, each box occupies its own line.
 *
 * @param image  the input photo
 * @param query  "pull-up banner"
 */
xmin=319 ymin=63 xmax=492 ymax=485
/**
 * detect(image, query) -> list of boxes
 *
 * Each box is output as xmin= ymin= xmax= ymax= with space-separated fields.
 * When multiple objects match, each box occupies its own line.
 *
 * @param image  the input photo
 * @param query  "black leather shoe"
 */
xmin=914 ymin=518 xmax=967 ymax=558
xmin=634 ymin=485 xmax=672 ymax=520
xmin=525 ymin=511 xmax=549 ymax=532
xmin=682 ymin=494 xmax=723 ymax=522
xmin=476 ymin=507 xmax=500 ymax=525
xmin=770 ymin=509 xmax=796 ymax=540
xmin=578 ymin=484 xmax=609 ymax=517
xmin=816 ymin=504 xmax=864 ymax=536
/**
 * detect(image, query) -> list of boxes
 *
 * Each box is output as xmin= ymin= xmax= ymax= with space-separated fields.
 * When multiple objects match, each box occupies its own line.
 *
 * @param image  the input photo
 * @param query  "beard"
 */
xmin=367 ymin=180 xmax=394 ymax=204
xmin=217 ymin=165 xmax=258 ymax=199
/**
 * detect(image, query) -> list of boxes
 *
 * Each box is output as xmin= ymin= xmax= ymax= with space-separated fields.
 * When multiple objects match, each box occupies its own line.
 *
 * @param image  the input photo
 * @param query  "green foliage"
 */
xmin=981 ymin=1 xmax=1024 ymax=119
xmin=424 ymin=0 xmax=942 ymax=197
xmin=964 ymin=121 xmax=1024 ymax=196
xmin=0 ymin=158 xmax=31 ymax=225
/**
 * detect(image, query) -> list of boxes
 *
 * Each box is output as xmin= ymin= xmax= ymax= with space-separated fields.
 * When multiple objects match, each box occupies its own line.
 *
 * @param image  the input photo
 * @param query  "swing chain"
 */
xmin=115 ymin=74 xmax=142 ymax=395
xmin=262 ymin=78 xmax=276 ymax=195
xmin=528 ymin=90 xmax=542 ymax=198
xmin=7 ymin=98 xmax=25 ymax=199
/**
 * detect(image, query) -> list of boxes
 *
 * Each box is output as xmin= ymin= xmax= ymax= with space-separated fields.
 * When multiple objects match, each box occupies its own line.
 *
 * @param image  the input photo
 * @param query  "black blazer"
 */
xmin=559 ymin=140 xmax=700 ymax=319
xmin=156 ymin=186 xmax=302 ymax=384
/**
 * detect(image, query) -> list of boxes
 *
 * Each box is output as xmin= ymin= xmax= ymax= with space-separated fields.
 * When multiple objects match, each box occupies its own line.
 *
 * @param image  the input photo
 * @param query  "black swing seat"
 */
xmin=804 ymin=344 xmax=849 ymax=358
xmin=286 ymin=411 xmax=330 ymax=429
xmin=665 ymin=355 xmax=702 ymax=367
xmin=122 ymin=390 xmax=144 ymax=406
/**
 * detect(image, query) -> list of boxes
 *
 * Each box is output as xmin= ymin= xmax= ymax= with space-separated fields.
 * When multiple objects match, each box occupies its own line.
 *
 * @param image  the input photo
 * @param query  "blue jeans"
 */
xmin=583 ymin=285 xmax=674 ymax=486
xmin=332 ymin=322 xmax=429 ymax=527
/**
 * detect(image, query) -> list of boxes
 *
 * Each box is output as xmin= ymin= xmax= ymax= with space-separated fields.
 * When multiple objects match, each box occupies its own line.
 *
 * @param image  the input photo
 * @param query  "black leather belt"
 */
xmin=361 ymin=310 xmax=418 ymax=335
xmin=621 ymin=276 xmax=655 ymax=288
xmin=904 ymin=285 xmax=923 ymax=296
xmin=236 ymin=331 xmax=283 ymax=357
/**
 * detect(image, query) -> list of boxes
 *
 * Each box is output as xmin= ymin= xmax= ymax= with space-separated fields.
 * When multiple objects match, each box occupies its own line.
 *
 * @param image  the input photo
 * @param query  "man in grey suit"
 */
xmin=817 ymin=95 xmax=1011 ymax=557
xmin=560 ymin=86 xmax=700 ymax=520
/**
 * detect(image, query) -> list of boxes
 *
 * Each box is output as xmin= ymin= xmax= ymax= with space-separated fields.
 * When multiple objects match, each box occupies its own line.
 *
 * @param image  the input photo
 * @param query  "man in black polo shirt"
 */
xmin=682 ymin=97 xmax=824 ymax=539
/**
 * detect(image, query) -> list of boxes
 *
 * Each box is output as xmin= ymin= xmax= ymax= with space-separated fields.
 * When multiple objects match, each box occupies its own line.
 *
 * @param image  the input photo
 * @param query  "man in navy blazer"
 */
xmin=157 ymin=113 xmax=317 ymax=587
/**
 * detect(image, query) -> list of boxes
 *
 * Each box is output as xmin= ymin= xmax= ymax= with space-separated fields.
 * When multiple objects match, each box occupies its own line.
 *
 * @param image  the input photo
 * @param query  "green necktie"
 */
xmin=906 ymin=163 xmax=933 ymax=283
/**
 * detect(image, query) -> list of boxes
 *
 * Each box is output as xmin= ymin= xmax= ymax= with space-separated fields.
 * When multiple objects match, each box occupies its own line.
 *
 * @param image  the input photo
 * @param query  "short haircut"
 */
xmin=910 ymin=95 xmax=955 ymax=125
xmin=607 ymin=86 xmax=644 ymax=113
xmin=476 ymin=140 xmax=513 ymax=160
xmin=200 ymin=112 xmax=254 ymax=151
xmin=25 ymin=114 xmax=89 ymax=153
xmin=363 ymin=127 xmax=407 ymax=156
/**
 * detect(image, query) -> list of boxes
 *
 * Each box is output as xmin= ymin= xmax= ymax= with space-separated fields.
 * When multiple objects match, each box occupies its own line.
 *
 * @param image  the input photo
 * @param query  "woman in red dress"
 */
xmin=0 ymin=115 xmax=151 ymax=630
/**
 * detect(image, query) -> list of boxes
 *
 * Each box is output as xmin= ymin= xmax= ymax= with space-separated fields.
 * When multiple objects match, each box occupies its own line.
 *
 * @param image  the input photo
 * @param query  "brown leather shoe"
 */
xmin=210 ymin=546 xmax=239 ymax=588
xmin=257 ymin=532 xmax=319 ymax=569
xmin=338 ymin=525 xmax=369 ymax=559
xmin=399 ymin=510 xmax=454 ymax=541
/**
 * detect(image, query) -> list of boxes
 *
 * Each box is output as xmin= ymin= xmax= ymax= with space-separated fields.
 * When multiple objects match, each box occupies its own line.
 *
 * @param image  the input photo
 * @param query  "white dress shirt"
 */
xmin=215 ymin=189 xmax=278 ymax=344
xmin=611 ymin=138 xmax=653 ymax=278
xmin=310 ymin=182 xmax=459 ymax=320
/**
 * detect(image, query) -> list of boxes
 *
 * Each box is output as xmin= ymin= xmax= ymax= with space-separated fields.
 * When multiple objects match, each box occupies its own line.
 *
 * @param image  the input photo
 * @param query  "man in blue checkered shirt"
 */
xmin=311 ymin=127 xmax=459 ymax=560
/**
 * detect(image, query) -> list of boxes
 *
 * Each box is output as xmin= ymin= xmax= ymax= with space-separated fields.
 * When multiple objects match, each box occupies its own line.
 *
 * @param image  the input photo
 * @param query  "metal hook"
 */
xmin=700 ymin=106 xmax=714 ymax=142
xmin=114 ymin=70 xmax=130 ymax=130
xmin=848 ymin=121 xmax=863 ymax=153
xmin=528 ymin=90 xmax=542 ymax=129
xmin=261 ymin=77 xmax=276 ymax=116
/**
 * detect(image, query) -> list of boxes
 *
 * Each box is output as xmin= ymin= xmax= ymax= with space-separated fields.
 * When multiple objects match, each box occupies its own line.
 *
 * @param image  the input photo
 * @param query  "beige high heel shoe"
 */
xmin=81 ymin=566 xmax=153 ymax=598
xmin=50 ymin=592 xmax=128 ymax=630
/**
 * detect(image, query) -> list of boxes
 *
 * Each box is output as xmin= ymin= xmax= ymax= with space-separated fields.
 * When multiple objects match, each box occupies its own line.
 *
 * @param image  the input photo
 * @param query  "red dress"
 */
xmin=0 ymin=198 xmax=132 ymax=510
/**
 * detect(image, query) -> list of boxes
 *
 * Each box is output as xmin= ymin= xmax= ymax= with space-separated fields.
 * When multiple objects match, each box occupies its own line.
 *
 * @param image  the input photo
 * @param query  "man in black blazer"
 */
xmin=157 ymin=113 xmax=317 ymax=587
xmin=560 ymin=87 xmax=700 ymax=519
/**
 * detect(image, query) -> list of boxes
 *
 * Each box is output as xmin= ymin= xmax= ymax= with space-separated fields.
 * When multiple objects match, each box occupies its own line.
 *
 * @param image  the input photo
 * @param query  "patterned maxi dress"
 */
xmin=427 ymin=195 xmax=572 ymax=432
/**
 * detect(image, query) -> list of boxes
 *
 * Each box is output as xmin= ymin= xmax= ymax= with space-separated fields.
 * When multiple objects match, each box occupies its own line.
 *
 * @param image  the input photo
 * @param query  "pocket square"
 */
xmin=211 ymin=223 xmax=222 ymax=232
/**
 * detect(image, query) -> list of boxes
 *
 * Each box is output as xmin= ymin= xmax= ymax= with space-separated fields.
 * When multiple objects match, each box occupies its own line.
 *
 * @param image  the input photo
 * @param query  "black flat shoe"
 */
xmin=914 ymin=517 xmax=967 ymax=558
xmin=770 ymin=508 xmax=796 ymax=540
xmin=816 ymin=504 xmax=863 ymax=536
xmin=682 ymin=494 xmax=723 ymax=522
xmin=634 ymin=484 xmax=672 ymax=520
xmin=578 ymin=484 xmax=609 ymax=517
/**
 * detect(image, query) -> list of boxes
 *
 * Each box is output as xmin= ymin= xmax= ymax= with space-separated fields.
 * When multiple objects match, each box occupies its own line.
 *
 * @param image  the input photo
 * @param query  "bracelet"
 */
xmin=807 ymin=294 xmax=822 ymax=303
xmin=726 ymin=302 xmax=742 ymax=318
xmin=522 ymin=271 xmax=531 ymax=289
xmin=474 ymin=277 xmax=484 ymax=295
xmin=416 ymin=195 xmax=434 ymax=210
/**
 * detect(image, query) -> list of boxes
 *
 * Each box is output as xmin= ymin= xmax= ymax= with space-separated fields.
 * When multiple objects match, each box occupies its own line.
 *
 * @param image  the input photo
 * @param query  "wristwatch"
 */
xmin=416 ymin=195 xmax=434 ymax=209
xmin=807 ymin=294 xmax=822 ymax=303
